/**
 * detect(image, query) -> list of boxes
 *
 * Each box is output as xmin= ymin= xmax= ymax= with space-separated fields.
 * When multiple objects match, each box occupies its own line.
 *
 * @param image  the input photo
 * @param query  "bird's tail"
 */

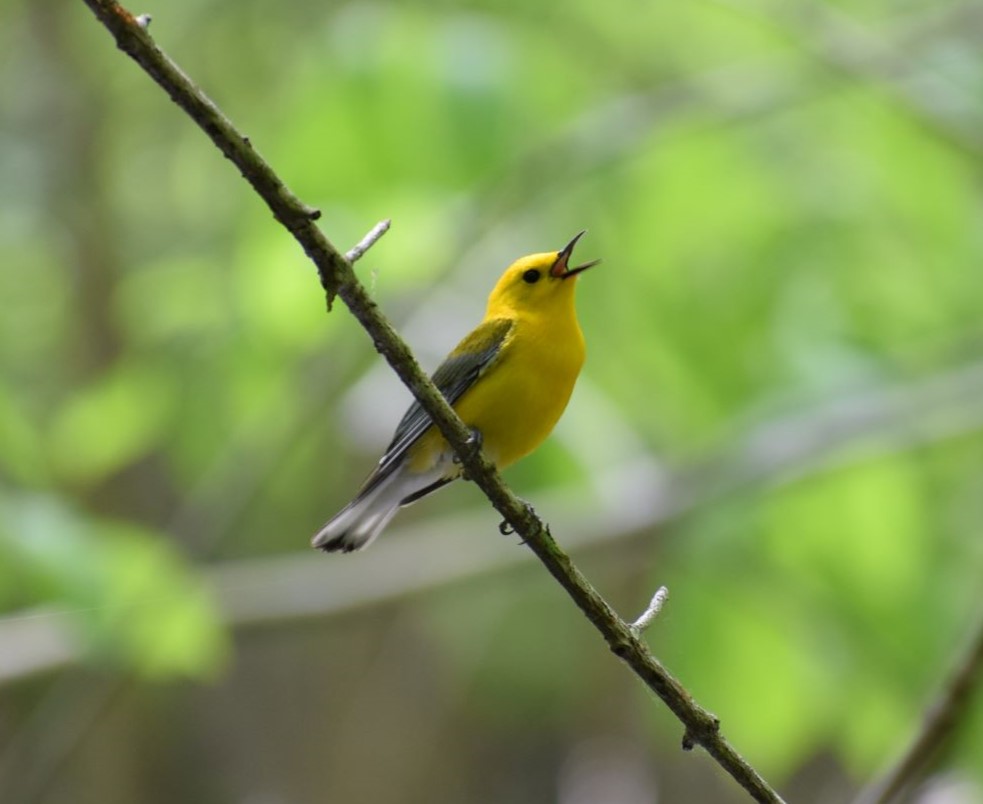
xmin=312 ymin=465 xmax=450 ymax=553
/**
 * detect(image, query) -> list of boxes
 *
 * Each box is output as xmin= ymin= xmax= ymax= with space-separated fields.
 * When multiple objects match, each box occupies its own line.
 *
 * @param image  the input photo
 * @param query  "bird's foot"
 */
xmin=498 ymin=499 xmax=538 ymax=541
xmin=454 ymin=428 xmax=483 ymax=480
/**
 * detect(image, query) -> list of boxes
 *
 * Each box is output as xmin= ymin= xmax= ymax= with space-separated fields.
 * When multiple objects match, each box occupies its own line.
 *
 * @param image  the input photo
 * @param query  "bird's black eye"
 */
xmin=522 ymin=269 xmax=541 ymax=284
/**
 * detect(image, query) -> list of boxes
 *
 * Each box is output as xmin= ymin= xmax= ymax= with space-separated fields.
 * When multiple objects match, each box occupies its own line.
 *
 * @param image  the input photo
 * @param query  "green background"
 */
xmin=1 ymin=0 xmax=982 ymax=801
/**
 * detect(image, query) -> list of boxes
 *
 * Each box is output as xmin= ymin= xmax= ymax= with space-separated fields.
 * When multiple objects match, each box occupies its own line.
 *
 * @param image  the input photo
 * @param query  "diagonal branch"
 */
xmin=80 ymin=3 xmax=786 ymax=801
xmin=715 ymin=0 xmax=983 ymax=162
xmin=853 ymin=608 xmax=983 ymax=804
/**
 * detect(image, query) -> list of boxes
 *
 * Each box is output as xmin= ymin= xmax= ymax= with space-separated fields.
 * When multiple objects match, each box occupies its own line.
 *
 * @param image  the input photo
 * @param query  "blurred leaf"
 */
xmin=0 ymin=492 xmax=228 ymax=679
xmin=0 ymin=226 xmax=72 ymax=373
xmin=48 ymin=359 xmax=174 ymax=484
xmin=764 ymin=456 xmax=927 ymax=615
xmin=114 ymin=254 xmax=232 ymax=348
xmin=659 ymin=568 xmax=837 ymax=776
xmin=0 ymin=390 xmax=47 ymax=485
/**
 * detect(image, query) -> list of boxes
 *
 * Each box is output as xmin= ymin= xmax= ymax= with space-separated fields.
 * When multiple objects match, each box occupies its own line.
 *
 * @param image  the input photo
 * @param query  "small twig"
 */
xmin=631 ymin=586 xmax=669 ymax=635
xmin=854 ymin=609 xmax=983 ymax=804
xmin=715 ymin=0 xmax=983 ymax=163
xmin=346 ymin=219 xmax=391 ymax=264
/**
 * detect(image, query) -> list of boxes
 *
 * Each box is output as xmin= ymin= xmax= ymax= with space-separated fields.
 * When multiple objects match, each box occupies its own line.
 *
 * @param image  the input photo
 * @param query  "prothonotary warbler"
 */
xmin=313 ymin=232 xmax=599 ymax=553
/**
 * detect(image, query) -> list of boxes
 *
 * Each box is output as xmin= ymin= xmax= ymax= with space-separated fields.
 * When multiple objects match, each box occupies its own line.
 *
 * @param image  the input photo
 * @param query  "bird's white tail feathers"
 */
xmin=312 ymin=464 xmax=448 ymax=553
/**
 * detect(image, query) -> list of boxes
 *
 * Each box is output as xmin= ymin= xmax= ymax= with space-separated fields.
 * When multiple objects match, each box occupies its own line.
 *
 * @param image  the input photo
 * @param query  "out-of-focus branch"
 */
xmin=716 ymin=0 xmax=983 ymax=161
xmin=6 ymin=336 xmax=983 ymax=659
xmin=3 ymin=351 xmax=983 ymax=679
xmin=80 ymin=2 xmax=785 ymax=801
xmin=853 ymin=609 xmax=983 ymax=804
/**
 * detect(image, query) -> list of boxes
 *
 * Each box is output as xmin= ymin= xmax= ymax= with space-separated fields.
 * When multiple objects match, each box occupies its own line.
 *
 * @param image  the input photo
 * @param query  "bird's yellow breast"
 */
xmin=408 ymin=308 xmax=585 ymax=472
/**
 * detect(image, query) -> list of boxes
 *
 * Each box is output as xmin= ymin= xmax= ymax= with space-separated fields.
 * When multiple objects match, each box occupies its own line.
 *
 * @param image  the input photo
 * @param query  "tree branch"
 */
xmin=853 ymin=608 xmax=983 ymax=804
xmin=80 ymin=2 xmax=785 ymax=801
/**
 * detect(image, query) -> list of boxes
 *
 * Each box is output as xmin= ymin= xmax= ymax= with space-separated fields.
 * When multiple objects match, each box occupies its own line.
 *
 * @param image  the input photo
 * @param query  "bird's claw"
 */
xmin=498 ymin=500 xmax=538 ymax=541
xmin=454 ymin=428 xmax=483 ymax=480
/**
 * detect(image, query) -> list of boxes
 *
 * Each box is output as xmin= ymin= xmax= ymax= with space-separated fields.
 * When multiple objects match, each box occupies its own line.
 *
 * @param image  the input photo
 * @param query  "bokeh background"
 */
xmin=2 ymin=0 xmax=983 ymax=802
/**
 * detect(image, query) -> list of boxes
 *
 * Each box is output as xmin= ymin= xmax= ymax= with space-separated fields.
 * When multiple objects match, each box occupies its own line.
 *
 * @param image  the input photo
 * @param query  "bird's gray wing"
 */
xmin=355 ymin=317 xmax=514 ymax=499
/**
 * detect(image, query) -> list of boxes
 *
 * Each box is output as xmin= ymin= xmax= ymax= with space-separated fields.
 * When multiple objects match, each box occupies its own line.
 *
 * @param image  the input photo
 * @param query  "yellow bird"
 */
xmin=313 ymin=232 xmax=599 ymax=553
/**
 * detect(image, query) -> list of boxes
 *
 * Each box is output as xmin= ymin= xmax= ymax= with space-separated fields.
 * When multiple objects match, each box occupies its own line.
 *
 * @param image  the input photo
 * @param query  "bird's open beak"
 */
xmin=551 ymin=230 xmax=601 ymax=279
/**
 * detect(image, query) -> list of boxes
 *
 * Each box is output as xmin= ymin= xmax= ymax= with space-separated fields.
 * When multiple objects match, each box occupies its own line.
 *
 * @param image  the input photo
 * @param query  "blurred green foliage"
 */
xmin=1 ymin=0 xmax=982 ymax=802
xmin=0 ymin=493 xmax=227 ymax=678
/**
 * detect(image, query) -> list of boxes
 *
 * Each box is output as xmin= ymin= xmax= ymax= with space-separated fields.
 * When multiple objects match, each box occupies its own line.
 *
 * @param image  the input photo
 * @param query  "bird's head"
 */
xmin=486 ymin=231 xmax=600 ymax=316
